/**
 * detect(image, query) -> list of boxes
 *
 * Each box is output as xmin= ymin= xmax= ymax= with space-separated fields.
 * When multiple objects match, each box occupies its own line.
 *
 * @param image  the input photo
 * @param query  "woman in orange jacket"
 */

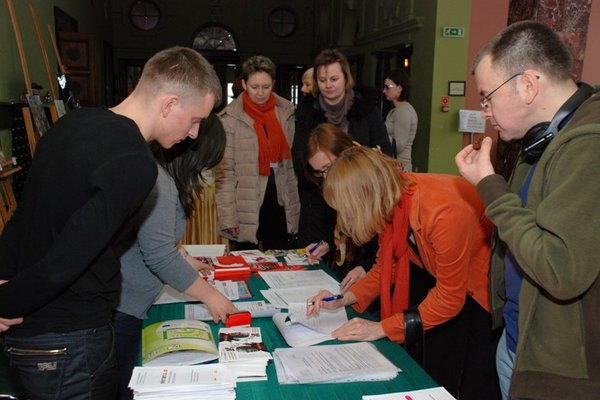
xmin=307 ymin=146 xmax=500 ymax=399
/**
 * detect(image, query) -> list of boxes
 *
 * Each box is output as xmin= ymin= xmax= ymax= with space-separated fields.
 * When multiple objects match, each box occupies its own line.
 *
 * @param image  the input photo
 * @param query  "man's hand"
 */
xmin=455 ymin=136 xmax=496 ymax=185
xmin=0 ymin=279 xmax=24 ymax=332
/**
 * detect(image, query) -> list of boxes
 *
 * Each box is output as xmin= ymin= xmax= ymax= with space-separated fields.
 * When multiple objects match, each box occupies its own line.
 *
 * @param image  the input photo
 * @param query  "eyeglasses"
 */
xmin=383 ymin=83 xmax=397 ymax=90
xmin=479 ymin=72 xmax=523 ymax=110
xmin=312 ymin=163 xmax=331 ymax=178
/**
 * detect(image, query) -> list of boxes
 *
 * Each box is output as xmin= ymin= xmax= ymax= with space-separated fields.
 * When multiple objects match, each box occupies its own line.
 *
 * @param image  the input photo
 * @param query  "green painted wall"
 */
xmin=0 ymin=0 xmax=99 ymax=102
xmin=0 ymin=0 xmax=100 ymax=155
xmin=428 ymin=0 xmax=472 ymax=174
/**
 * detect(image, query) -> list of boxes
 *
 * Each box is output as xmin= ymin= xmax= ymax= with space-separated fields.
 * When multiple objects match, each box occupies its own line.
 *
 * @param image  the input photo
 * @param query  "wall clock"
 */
xmin=130 ymin=0 xmax=160 ymax=31
xmin=268 ymin=7 xmax=296 ymax=38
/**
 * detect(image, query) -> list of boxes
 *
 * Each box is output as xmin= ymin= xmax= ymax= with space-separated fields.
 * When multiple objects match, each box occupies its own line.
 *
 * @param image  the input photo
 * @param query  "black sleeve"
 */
xmin=0 ymin=154 xmax=157 ymax=318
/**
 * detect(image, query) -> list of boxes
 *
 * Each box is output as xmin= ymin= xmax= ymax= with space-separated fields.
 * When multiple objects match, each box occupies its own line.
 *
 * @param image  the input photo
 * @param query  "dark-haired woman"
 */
xmin=383 ymin=69 xmax=418 ymax=171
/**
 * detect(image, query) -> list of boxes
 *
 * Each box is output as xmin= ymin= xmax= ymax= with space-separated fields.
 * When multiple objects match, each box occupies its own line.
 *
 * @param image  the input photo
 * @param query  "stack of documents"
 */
xmin=128 ymin=364 xmax=236 ymax=399
xmin=273 ymin=342 xmax=400 ymax=384
xmin=218 ymin=326 xmax=272 ymax=382
xmin=259 ymin=270 xmax=341 ymax=308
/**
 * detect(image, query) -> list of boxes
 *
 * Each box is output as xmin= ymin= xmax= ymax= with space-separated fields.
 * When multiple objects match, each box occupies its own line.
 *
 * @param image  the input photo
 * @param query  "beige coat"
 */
xmin=216 ymin=94 xmax=300 ymax=244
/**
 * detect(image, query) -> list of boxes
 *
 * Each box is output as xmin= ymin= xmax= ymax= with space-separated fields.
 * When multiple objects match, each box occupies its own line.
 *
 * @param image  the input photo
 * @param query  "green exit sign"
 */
xmin=443 ymin=27 xmax=464 ymax=37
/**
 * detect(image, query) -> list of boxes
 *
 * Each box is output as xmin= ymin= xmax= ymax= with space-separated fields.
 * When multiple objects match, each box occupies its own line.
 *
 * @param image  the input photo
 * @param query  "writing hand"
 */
xmin=305 ymin=241 xmax=329 ymax=265
xmin=306 ymin=289 xmax=343 ymax=316
xmin=331 ymin=317 xmax=385 ymax=341
xmin=455 ymin=136 xmax=496 ymax=186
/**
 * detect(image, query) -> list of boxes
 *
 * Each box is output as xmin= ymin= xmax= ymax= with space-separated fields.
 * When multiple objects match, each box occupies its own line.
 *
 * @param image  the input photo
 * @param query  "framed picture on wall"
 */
xmin=448 ymin=81 xmax=466 ymax=96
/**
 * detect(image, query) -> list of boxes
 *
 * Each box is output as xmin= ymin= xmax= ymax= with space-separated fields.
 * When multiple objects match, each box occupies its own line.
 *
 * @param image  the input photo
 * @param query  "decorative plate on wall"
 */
xmin=268 ymin=7 xmax=296 ymax=38
xmin=129 ymin=0 xmax=160 ymax=31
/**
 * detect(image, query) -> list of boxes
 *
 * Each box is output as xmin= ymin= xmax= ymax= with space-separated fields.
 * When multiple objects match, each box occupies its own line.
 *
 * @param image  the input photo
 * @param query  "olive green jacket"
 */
xmin=478 ymin=89 xmax=600 ymax=399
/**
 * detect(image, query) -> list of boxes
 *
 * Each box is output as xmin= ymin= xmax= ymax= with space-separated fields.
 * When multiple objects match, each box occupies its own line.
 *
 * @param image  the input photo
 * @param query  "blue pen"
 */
xmin=306 ymin=294 xmax=343 ymax=306
xmin=308 ymin=240 xmax=325 ymax=255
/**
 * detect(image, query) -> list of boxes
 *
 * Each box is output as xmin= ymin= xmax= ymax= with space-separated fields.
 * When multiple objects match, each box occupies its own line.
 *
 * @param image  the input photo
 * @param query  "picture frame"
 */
xmin=448 ymin=81 xmax=466 ymax=96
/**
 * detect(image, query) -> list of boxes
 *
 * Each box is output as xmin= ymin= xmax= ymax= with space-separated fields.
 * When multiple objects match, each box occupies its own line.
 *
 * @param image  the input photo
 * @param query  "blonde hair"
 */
xmin=322 ymin=147 xmax=412 ymax=244
xmin=137 ymin=46 xmax=222 ymax=107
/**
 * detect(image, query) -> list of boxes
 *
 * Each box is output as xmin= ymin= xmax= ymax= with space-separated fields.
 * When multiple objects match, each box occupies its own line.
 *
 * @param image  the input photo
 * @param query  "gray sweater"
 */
xmin=116 ymin=166 xmax=198 ymax=319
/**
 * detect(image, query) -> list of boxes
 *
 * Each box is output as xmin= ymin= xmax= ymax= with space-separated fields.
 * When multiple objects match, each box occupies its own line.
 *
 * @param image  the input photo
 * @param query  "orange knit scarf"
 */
xmin=242 ymin=92 xmax=291 ymax=176
xmin=379 ymin=192 xmax=412 ymax=319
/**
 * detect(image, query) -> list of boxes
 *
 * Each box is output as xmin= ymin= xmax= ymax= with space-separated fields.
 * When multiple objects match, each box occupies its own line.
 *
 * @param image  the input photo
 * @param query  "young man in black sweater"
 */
xmin=0 ymin=46 xmax=221 ymax=399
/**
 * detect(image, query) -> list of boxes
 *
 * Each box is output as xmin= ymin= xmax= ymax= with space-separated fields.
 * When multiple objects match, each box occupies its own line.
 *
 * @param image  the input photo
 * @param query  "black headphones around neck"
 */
xmin=522 ymin=82 xmax=595 ymax=158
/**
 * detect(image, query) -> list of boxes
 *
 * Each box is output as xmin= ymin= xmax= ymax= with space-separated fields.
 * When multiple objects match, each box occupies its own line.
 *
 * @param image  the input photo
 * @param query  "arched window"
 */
xmin=192 ymin=25 xmax=237 ymax=51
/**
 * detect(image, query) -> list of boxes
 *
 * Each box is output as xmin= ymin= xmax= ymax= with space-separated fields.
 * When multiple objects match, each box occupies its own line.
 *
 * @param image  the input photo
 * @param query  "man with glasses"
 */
xmin=455 ymin=21 xmax=600 ymax=400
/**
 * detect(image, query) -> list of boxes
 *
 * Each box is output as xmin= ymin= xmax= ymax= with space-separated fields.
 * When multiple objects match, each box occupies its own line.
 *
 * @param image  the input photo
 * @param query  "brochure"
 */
xmin=142 ymin=319 xmax=218 ymax=366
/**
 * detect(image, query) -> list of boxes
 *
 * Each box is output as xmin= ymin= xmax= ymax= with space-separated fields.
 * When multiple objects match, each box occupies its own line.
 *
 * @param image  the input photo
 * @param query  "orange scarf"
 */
xmin=242 ymin=92 xmax=291 ymax=176
xmin=379 ymin=192 xmax=412 ymax=319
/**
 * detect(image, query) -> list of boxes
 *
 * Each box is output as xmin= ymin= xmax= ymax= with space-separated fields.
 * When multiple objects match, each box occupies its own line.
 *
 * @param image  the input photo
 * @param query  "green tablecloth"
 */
xmin=144 ymin=270 xmax=438 ymax=400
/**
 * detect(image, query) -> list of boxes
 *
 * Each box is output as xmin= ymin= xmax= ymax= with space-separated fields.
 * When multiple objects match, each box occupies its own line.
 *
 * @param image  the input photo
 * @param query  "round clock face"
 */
xmin=268 ymin=7 xmax=296 ymax=38
xmin=193 ymin=26 xmax=237 ymax=51
xmin=130 ymin=0 xmax=160 ymax=31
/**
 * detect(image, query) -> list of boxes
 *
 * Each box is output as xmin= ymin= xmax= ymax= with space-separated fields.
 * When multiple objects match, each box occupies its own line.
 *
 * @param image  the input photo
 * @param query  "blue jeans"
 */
xmin=2 ymin=324 xmax=117 ymax=400
xmin=496 ymin=329 xmax=516 ymax=400
xmin=112 ymin=311 xmax=143 ymax=400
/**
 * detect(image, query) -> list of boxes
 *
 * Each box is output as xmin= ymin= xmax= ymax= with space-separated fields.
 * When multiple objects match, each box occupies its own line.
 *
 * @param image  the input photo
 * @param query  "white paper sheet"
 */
xmin=286 ymin=302 xmax=347 ymax=334
xmin=362 ymin=387 xmax=456 ymax=400
xmin=182 ymin=244 xmax=226 ymax=257
xmin=261 ymin=283 xmax=340 ymax=308
xmin=259 ymin=270 xmax=339 ymax=289
xmin=185 ymin=301 xmax=279 ymax=321
xmin=272 ymin=313 xmax=332 ymax=347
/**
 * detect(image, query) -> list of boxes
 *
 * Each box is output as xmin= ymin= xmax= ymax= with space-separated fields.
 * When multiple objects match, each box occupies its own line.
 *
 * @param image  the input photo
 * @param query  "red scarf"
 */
xmin=379 ymin=192 xmax=412 ymax=319
xmin=242 ymin=92 xmax=291 ymax=176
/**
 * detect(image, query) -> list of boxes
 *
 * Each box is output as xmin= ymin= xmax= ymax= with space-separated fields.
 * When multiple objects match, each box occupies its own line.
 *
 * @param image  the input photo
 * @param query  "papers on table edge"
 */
xmin=362 ymin=387 xmax=456 ymax=400
xmin=185 ymin=301 xmax=280 ymax=321
xmin=154 ymin=280 xmax=251 ymax=304
xmin=128 ymin=364 xmax=236 ymax=400
xmin=273 ymin=342 xmax=400 ymax=384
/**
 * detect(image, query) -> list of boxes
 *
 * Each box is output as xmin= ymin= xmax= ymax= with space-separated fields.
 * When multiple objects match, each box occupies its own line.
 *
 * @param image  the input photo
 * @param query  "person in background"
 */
xmin=112 ymin=112 xmax=237 ymax=400
xmin=300 ymin=67 xmax=315 ymax=97
xmin=293 ymin=48 xmax=392 ymax=254
xmin=308 ymin=146 xmax=500 ymax=399
xmin=303 ymin=123 xmax=378 ymax=293
xmin=0 ymin=46 xmax=220 ymax=399
xmin=455 ymin=21 xmax=600 ymax=400
xmin=216 ymin=55 xmax=299 ymax=250
xmin=383 ymin=69 xmax=418 ymax=170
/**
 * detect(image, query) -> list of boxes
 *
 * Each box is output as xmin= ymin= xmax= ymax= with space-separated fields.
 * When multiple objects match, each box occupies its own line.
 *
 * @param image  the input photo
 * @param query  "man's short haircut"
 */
xmin=242 ymin=55 xmax=277 ymax=81
xmin=313 ymin=48 xmax=355 ymax=91
xmin=138 ymin=46 xmax=222 ymax=107
xmin=472 ymin=21 xmax=573 ymax=82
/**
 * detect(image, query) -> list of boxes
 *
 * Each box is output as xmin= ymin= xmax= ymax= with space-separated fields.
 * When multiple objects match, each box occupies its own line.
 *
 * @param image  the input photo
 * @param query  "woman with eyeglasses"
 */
xmin=292 ymin=48 xmax=392 ymax=263
xmin=303 ymin=124 xmax=380 ymax=297
xmin=383 ymin=69 xmax=418 ymax=171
